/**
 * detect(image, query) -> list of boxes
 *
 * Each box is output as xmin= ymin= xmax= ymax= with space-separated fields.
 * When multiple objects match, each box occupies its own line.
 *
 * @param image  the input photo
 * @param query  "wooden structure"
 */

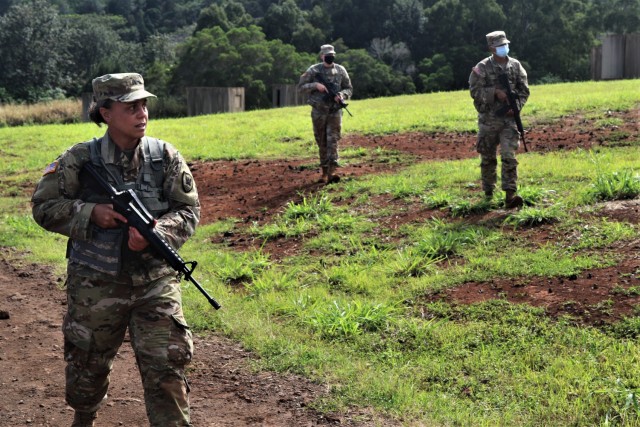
xmin=272 ymin=84 xmax=306 ymax=108
xmin=81 ymin=92 xmax=93 ymax=122
xmin=186 ymin=87 xmax=245 ymax=116
xmin=591 ymin=33 xmax=640 ymax=80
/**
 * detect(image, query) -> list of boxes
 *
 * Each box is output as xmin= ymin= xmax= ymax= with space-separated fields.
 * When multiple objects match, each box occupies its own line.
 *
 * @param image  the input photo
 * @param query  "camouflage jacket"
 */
xmin=297 ymin=63 xmax=353 ymax=112
xmin=31 ymin=132 xmax=200 ymax=285
xmin=469 ymin=56 xmax=530 ymax=117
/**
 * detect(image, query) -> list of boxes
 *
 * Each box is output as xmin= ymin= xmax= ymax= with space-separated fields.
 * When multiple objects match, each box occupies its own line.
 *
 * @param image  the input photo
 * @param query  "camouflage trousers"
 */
xmin=311 ymin=107 xmax=342 ymax=168
xmin=63 ymin=271 xmax=193 ymax=426
xmin=475 ymin=115 xmax=520 ymax=193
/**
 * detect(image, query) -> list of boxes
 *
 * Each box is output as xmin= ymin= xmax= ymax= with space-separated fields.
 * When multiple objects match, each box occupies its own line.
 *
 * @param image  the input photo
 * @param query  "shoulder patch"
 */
xmin=43 ymin=161 xmax=59 ymax=176
xmin=472 ymin=66 xmax=482 ymax=76
xmin=182 ymin=171 xmax=194 ymax=193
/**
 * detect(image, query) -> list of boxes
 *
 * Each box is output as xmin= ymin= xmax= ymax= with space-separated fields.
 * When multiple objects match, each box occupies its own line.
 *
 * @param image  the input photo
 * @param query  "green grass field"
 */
xmin=2 ymin=79 xmax=640 ymax=426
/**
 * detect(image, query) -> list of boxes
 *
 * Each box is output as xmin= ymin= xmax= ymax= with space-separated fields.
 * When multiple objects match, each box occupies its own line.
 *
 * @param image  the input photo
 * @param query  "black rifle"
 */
xmin=83 ymin=163 xmax=221 ymax=310
xmin=497 ymin=72 xmax=528 ymax=152
xmin=315 ymin=73 xmax=353 ymax=116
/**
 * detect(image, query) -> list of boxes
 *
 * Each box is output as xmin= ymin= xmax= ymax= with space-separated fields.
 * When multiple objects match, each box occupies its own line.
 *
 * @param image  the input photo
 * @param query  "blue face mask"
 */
xmin=495 ymin=44 xmax=510 ymax=58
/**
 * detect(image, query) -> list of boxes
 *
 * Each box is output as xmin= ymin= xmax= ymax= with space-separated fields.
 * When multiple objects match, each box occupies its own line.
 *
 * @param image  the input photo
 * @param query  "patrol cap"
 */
xmin=320 ymin=44 xmax=336 ymax=55
xmin=486 ymin=31 xmax=510 ymax=48
xmin=92 ymin=73 xmax=156 ymax=103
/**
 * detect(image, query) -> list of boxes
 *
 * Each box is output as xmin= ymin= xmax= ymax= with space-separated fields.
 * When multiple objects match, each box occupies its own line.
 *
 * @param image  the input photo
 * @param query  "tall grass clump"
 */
xmin=584 ymin=169 xmax=640 ymax=202
xmin=414 ymin=218 xmax=486 ymax=259
xmin=283 ymin=194 xmax=333 ymax=219
xmin=303 ymin=300 xmax=399 ymax=340
xmin=0 ymin=98 xmax=82 ymax=126
xmin=211 ymin=249 xmax=271 ymax=284
xmin=250 ymin=194 xmax=335 ymax=240
xmin=504 ymin=204 xmax=565 ymax=228
xmin=582 ymin=151 xmax=640 ymax=202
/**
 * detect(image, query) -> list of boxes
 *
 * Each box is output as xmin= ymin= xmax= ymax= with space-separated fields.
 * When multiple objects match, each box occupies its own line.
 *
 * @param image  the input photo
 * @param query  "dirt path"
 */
xmin=0 ymin=108 xmax=637 ymax=426
xmin=0 ymin=251 xmax=385 ymax=426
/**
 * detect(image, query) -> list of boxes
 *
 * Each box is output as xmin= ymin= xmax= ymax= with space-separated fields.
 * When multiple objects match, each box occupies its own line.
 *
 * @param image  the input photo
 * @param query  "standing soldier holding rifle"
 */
xmin=469 ymin=31 xmax=530 ymax=208
xmin=31 ymin=73 xmax=201 ymax=426
xmin=298 ymin=44 xmax=353 ymax=184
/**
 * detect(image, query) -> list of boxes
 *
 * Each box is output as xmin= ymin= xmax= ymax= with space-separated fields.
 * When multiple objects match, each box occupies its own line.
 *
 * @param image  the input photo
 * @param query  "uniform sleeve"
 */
xmin=154 ymin=146 xmax=200 ymax=251
xmin=469 ymin=61 xmax=496 ymax=108
xmin=514 ymin=62 xmax=530 ymax=108
xmin=31 ymin=146 xmax=96 ymax=241
xmin=297 ymin=65 xmax=317 ymax=94
xmin=339 ymin=66 xmax=353 ymax=100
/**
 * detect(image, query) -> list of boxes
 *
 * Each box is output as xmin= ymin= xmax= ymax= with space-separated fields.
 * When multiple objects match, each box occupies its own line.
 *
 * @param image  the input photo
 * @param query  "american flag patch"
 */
xmin=43 ymin=161 xmax=58 ymax=175
xmin=472 ymin=66 xmax=482 ymax=75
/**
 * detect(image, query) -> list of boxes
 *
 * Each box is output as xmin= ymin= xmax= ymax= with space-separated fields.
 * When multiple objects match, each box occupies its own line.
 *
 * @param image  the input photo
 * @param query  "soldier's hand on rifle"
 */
xmin=127 ymin=227 xmax=149 ymax=251
xmin=91 ymin=203 xmax=127 ymax=229
xmin=315 ymin=83 xmax=328 ymax=93
xmin=495 ymin=88 xmax=508 ymax=102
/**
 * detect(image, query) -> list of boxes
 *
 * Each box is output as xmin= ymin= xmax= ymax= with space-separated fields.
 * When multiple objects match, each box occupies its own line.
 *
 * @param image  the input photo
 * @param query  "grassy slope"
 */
xmin=2 ymin=79 xmax=640 ymax=426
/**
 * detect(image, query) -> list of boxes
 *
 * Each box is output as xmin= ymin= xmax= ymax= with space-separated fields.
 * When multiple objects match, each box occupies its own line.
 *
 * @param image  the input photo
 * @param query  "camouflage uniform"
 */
xmin=298 ymin=44 xmax=353 ymax=180
xmin=31 ymin=74 xmax=199 ymax=427
xmin=469 ymin=31 xmax=530 ymax=197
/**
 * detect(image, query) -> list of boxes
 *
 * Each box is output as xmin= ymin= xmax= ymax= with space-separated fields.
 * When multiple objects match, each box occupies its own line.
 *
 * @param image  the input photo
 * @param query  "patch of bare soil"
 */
xmin=0 ymin=250 xmax=389 ymax=427
xmin=429 ymin=235 xmax=640 ymax=326
xmin=0 ymin=108 xmax=637 ymax=426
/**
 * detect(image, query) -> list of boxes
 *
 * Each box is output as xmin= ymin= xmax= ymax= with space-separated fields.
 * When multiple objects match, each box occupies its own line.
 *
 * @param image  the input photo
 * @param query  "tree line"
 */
xmin=0 ymin=0 xmax=638 ymax=114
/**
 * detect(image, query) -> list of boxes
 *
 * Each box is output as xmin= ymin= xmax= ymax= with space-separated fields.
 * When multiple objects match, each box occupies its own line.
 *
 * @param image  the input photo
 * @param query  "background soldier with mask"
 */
xmin=469 ymin=31 xmax=530 ymax=208
xmin=31 ymin=73 xmax=199 ymax=427
xmin=298 ymin=44 xmax=353 ymax=184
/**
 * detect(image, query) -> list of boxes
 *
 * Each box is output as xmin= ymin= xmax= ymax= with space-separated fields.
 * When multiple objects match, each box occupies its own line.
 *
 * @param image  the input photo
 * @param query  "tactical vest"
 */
xmin=67 ymin=137 xmax=170 ymax=275
xmin=307 ymin=63 xmax=347 ymax=113
xmin=473 ymin=57 xmax=520 ymax=116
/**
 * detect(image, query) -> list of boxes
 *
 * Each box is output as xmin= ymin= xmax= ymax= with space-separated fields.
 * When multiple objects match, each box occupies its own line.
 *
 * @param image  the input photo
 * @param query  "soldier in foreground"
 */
xmin=469 ymin=31 xmax=530 ymax=208
xmin=31 ymin=73 xmax=199 ymax=426
xmin=298 ymin=44 xmax=353 ymax=184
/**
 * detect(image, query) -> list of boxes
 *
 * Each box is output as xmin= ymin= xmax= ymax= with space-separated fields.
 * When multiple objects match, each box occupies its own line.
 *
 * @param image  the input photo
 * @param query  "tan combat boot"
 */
xmin=71 ymin=411 xmax=97 ymax=427
xmin=505 ymin=190 xmax=524 ymax=209
xmin=327 ymin=164 xmax=340 ymax=184
xmin=319 ymin=166 xmax=329 ymax=183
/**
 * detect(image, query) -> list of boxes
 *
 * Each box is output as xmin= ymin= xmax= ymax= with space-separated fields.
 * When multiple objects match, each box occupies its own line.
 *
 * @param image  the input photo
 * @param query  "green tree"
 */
xmin=291 ymin=20 xmax=326 ymax=54
xmin=63 ymin=14 xmax=145 ymax=95
xmin=0 ymin=0 xmax=72 ymax=101
xmin=324 ymin=0 xmax=395 ymax=48
xmin=260 ymin=0 xmax=305 ymax=44
xmin=423 ymin=0 xmax=505 ymax=88
xmin=383 ymin=0 xmax=426 ymax=56
xmin=500 ymin=0 xmax=595 ymax=81
xmin=0 ymin=0 xmax=16 ymax=15
xmin=172 ymin=25 xmax=313 ymax=109
xmin=417 ymin=53 xmax=454 ymax=92
xmin=195 ymin=1 xmax=253 ymax=33
xmin=369 ymin=37 xmax=414 ymax=74
xmin=595 ymin=0 xmax=640 ymax=33
xmin=340 ymin=48 xmax=416 ymax=99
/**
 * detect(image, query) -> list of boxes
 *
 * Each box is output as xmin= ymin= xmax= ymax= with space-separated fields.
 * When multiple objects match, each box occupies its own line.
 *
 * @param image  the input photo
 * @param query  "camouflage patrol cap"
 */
xmin=320 ymin=44 xmax=336 ymax=55
xmin=92 ymin=73 xmax=156 ymax=103
xmin=486 ymin=31 xmax=510 ymax=48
